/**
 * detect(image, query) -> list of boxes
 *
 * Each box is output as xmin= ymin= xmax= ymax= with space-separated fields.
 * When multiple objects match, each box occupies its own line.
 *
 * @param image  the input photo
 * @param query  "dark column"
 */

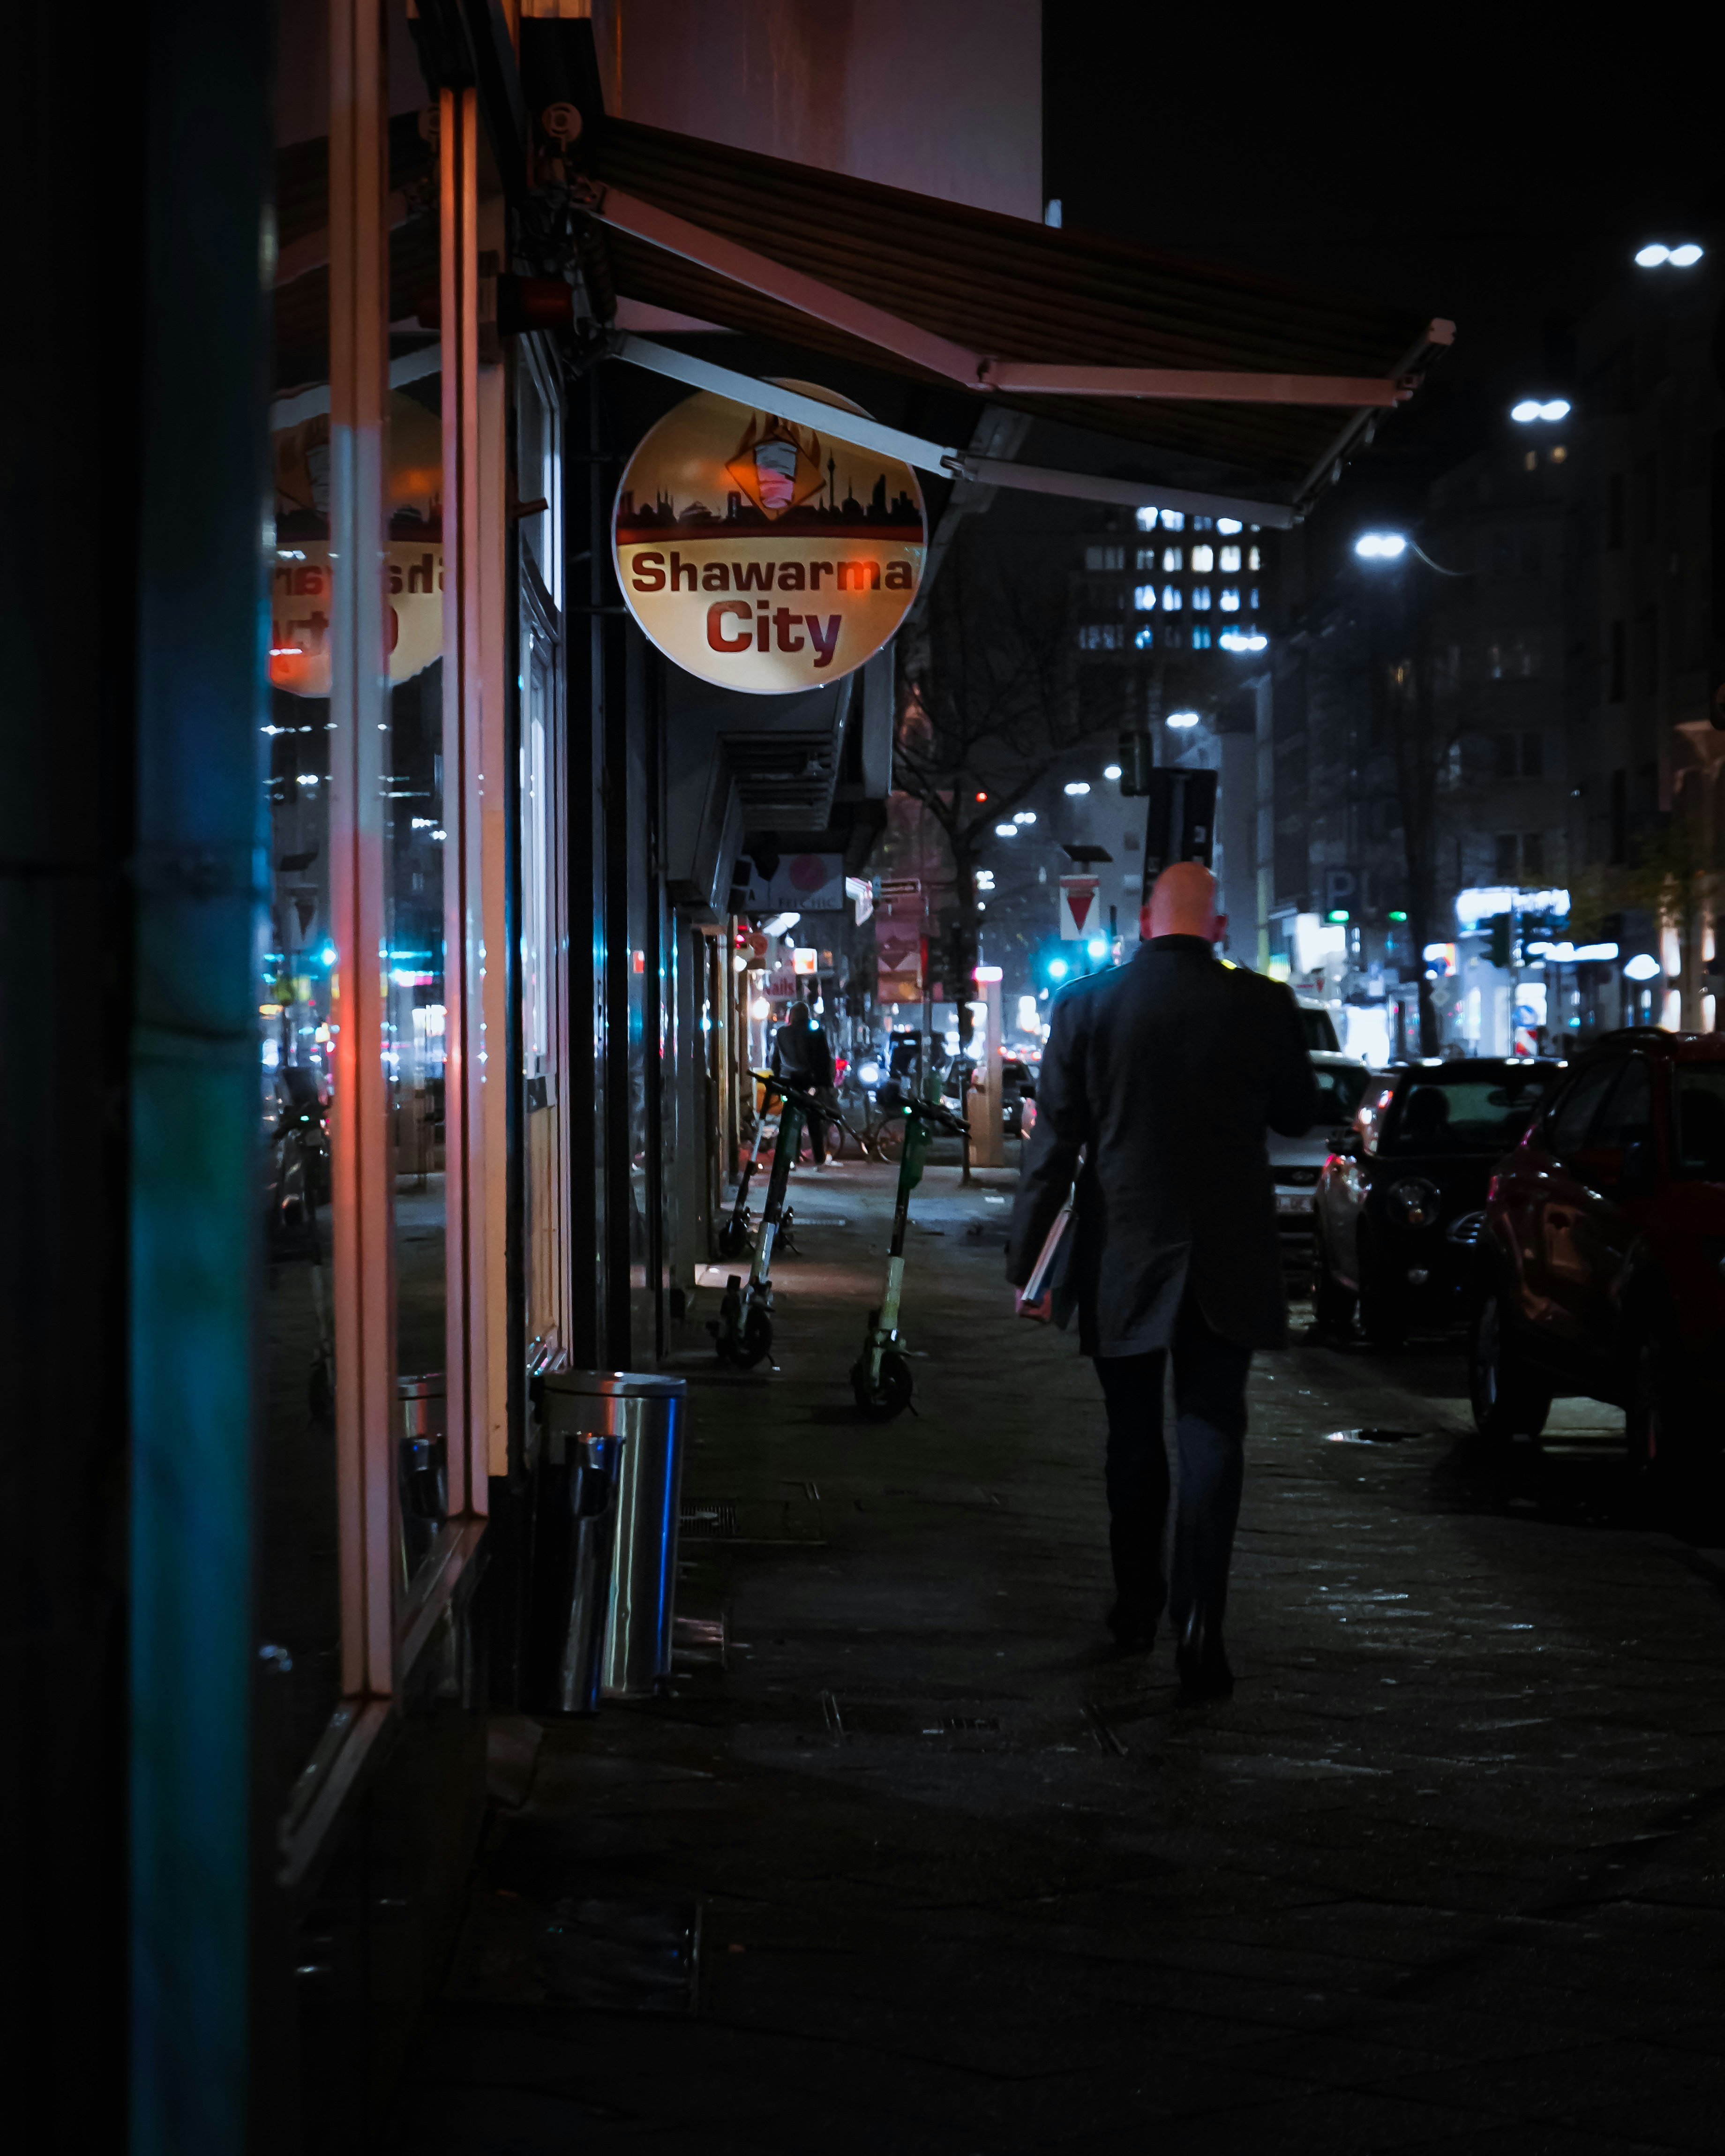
xmin=130 ymin=2 xmax=274 ymax=2149
xmin=0 ymin=7 xmax=146 ymax=2145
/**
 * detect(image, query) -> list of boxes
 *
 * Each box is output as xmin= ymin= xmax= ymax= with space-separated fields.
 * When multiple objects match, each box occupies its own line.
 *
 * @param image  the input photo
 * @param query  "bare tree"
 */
xmin=895 ymin=531 xmax=1131 ymax=996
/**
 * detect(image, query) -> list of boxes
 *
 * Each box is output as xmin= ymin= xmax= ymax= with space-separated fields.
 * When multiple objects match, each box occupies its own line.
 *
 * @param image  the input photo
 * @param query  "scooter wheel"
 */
xmin=735 ymin=1307 xmax=774 ymax=1368
xmin=716 ymin=1219 xmax=750 ymax=1260
xmin=853 ymin=1349 xmax=914 ymax=1421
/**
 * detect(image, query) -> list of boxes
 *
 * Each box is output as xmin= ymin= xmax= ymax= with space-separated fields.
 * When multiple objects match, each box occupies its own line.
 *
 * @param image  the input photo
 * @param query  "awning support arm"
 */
xmin=578 ymin=180 xmax=1444 ymax=411
xmin=610 ymin=334 xmax=1298 ymax=529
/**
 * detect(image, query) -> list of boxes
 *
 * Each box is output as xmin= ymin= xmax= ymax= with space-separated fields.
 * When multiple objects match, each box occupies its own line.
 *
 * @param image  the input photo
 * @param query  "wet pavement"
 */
xmin=395 ymin=1158 xmax=1725 ymax=2153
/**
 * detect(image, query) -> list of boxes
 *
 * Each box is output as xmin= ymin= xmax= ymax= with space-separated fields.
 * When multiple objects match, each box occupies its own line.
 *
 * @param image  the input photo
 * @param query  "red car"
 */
xmin=1470 ymin=1027 xmax=1725 ymax=1480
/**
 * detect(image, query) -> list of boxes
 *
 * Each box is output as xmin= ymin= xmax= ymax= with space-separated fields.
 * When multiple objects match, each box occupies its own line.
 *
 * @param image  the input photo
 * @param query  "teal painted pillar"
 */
xmin=129 ymin=2 xmax=273 ymax=2150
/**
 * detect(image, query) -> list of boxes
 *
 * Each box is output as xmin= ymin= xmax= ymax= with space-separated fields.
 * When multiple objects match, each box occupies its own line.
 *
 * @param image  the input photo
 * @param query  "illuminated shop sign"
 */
xmin=613 ymin=382 xmax=925 ymax=693
xmin=270 ymin=392 xmax=444 ymax=697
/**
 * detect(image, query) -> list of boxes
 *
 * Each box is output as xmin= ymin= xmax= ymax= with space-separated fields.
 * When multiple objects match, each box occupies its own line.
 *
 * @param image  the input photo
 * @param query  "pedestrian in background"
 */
xmin=1007 ymin=863 xmax=1318 ymax=1700
xmin=771 ymin=1000 xmax=836 ymax=1169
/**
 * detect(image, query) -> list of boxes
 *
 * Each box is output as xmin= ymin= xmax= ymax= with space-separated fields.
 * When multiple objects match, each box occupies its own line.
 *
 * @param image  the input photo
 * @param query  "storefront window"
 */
xmin=260 ymin=0 xmax=340 ymax=1801
xmin=387 ymin=95 xmax=448 ymax=1577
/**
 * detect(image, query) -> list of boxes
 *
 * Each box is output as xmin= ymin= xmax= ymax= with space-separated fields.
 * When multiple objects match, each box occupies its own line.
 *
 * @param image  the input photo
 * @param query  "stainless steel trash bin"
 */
xmin=536 ymin=1396 xmax=621 ymax=1715
xmin=541 ymin=1370 xmax=689 ymax=1699
xmin=398 ymin=1373 xmax=448 ymax=1585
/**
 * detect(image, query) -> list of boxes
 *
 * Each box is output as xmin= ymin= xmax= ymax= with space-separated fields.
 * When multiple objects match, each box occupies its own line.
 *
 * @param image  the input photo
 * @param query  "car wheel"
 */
xmin=1469 ymin=1291 xmax=1552 ymax=1444
xmin=1312 ymin=1227 xmax=1356 ymax=1340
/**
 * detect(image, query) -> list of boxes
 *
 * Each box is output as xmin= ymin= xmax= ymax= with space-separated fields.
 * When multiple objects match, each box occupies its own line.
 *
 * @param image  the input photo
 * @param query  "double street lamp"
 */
xmin=1353 ymin=531 xmax=1468 ymax=578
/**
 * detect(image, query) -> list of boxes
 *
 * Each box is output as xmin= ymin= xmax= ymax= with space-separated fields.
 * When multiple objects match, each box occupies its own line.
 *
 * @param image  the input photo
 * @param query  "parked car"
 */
xmin=1313 ymin=1056 xmax=1561 ymax=1345
xmin=1272 ymin=1052 xmax=1375 ymax=1262
xmin=1002 ymin=1056 xmax=1036 ymax=1138
xmin=1469 ymin=1029 xmax=1725 ymax=1475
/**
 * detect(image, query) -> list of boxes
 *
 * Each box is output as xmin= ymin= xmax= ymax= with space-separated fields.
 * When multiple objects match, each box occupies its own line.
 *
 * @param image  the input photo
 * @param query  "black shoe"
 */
xmin=1175 ymin=1613 xmax=1233 ymax=1702
xmin=1105 ymin=1600 xmax=1158 ymax=1652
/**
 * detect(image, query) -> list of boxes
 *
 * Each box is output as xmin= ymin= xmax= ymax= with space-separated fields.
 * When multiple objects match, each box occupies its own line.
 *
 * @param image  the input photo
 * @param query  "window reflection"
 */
xmin=386 ymin=99 xmax=447 ymax=1581
xmin=260 ymin=0 xmax=339 ymax=1797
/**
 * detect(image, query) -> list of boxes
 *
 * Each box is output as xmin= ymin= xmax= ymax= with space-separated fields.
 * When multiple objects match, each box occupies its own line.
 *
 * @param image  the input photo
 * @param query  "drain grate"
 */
xmin=1324 ymin=1428 xmax=1418 ymax=1446
xmin=680 ymin=1501 xmax=739 ymax=1536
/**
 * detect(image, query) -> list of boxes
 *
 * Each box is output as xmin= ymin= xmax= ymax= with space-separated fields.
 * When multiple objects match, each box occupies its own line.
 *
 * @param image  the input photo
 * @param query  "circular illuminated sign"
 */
xmin=613 ymin=382 xmax=925 ymax=694
xmin=270 ymin=392 xmax=444 ymax=698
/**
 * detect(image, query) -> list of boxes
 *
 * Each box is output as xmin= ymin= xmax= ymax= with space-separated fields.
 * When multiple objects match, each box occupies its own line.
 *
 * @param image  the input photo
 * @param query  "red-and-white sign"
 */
xmin=1058 ymin=876 xmax=1100 ymax=940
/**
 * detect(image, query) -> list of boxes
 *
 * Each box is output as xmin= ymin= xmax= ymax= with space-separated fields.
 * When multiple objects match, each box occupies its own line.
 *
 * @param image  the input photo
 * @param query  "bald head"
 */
xmin=1143 ymin=862 xmax=1225 ymax=944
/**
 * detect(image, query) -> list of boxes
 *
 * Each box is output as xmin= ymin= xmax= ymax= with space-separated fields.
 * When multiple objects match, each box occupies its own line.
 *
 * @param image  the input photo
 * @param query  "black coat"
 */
xmin=771 ymin=1020 xmax=833 ymax=1091
xmin=1006 ymin=937 xmax=1320 ymax=1355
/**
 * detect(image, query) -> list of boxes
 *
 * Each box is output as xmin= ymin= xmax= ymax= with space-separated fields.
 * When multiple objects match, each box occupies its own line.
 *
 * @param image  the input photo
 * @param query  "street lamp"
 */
xmin=993 ymin=822 xmax=1019 ymax=838
xmin=1353 ymin=530 xmax=1468 ymax=578
xmin=1510 ymin=398 xmax=1570 ymax=423
xmin=1103 ymin=763 xmax=1123 ymax=781
xmin=1013 ymin=810 xmax=1036 ymax=824
xmin=1166 ymin=709 xmax=1200 ymax=729
xmin=1635 ymin=242 xmax=1704 ymax=268
xmin=1064 ymin=780 xmax=1090 ymax=796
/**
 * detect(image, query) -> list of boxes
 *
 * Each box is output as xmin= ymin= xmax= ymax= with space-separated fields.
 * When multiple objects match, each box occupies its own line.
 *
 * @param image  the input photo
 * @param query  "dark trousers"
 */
xmin=1094 ymin=1286 xmax=1251 ymax=1632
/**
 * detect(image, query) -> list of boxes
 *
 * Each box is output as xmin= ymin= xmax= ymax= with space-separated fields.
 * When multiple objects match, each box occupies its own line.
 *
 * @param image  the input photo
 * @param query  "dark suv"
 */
xmin=1470 ymin=1029 xmax=1725 ymax=1475
xmin=1313 ymin=1057 xmax=1560 ymax=1346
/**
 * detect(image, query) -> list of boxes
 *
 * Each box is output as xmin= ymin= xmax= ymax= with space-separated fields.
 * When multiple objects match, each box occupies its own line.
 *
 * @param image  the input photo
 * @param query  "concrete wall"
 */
xmin=591 ymin=0 xmax=1042 ymax=221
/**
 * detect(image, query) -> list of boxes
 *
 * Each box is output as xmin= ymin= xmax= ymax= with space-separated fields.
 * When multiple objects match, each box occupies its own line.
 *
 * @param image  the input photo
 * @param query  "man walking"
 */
xmin=770 ymin=1000 xmax=836 ymax=1168
xmin=1006 ymin=864 xmax=1318 ymax=1700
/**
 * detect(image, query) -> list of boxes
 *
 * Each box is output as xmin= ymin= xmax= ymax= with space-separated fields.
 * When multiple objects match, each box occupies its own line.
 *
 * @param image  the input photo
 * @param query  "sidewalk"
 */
xmin=396 ymin=1158 xmax=1725 ymax=2153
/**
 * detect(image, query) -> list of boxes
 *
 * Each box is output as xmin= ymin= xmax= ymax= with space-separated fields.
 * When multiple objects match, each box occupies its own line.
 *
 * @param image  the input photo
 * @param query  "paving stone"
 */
xmin=390 ymin=1162 xmax=1725 ymax=2153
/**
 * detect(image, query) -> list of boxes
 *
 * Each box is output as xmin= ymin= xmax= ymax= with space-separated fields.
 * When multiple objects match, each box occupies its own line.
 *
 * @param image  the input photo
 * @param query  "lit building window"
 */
xmin=1161 ymin=584 xmax=1182 ymax=611
xmin=1551 ymin=445 xmax=1568 ymax=463
xmin=1217 ymin=517 xmax=1243 ymax=534
xmin=1524 ymin=449 xmax=1537 ymax=472
xmin=1083 ymin=544 xmax=1125 ymax=571
xmin=1219 ymin=545 xmax=1242 ymax=571
xmin=1078 ymin=623 xmax=1125 ymax=650
xmin=1133 ymin=584 xmax=1157 ymax=611
xmin=1219 ymin=587 xmax=1240 ymax=612
xmin=1249 ymin=587 xmax=1260 ymax=610
xmin=1135 ymin=507 xmax=1158 ymax=531
xmin=1193 ymin=515 xmax=1214 ymax=532
xmin=1136 ymin=547 xmax=1158 ymax=570
xmin=1134 ymin=626 xmax=1154 ymax=650
xmin=1192 ymin=626 xmax=1213 ymax=649
xmin=1248 ymin=546 xmax=1260 ymax=570
xmin=1192 ymin=585 xmax=1212 ymax=611
xmin=1162 ymin=547 xmax=1182 ymax=572
xmin=1160 ymin=510 xmax=1185 ymax=531
xmin=1192 ymin=545 xmax=1214 ymax=572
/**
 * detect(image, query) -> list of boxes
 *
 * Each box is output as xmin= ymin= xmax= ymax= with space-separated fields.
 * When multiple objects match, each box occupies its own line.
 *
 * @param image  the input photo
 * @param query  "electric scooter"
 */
xmin=716 ymin=1086 xmax=772 ymax=1260
xmin=850 ymin=1078 xmax=970 ymax=1419
xmin=710 ymin=1070 xmax=833 ymax=1368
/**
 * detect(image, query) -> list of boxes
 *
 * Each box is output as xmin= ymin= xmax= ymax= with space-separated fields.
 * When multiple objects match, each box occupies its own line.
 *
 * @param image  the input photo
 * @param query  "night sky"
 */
xmin=1044 ymin=20 xmax=1718 ymax=467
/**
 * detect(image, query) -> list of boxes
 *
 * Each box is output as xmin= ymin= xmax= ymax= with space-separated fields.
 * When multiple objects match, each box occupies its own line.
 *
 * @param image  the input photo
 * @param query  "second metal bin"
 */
xmin=540 ymin=1369 xmax=688 ymax=1699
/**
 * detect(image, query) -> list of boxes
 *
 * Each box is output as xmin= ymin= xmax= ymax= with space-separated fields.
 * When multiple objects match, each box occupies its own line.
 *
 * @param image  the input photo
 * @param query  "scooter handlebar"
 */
xmin=751 ymin=1068 xmax=870 ymax=1151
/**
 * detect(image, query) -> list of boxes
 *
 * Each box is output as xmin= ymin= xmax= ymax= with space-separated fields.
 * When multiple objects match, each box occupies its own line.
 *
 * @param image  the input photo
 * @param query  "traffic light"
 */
xmin=1488 ymin=913 xmax=1513 ymax=968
